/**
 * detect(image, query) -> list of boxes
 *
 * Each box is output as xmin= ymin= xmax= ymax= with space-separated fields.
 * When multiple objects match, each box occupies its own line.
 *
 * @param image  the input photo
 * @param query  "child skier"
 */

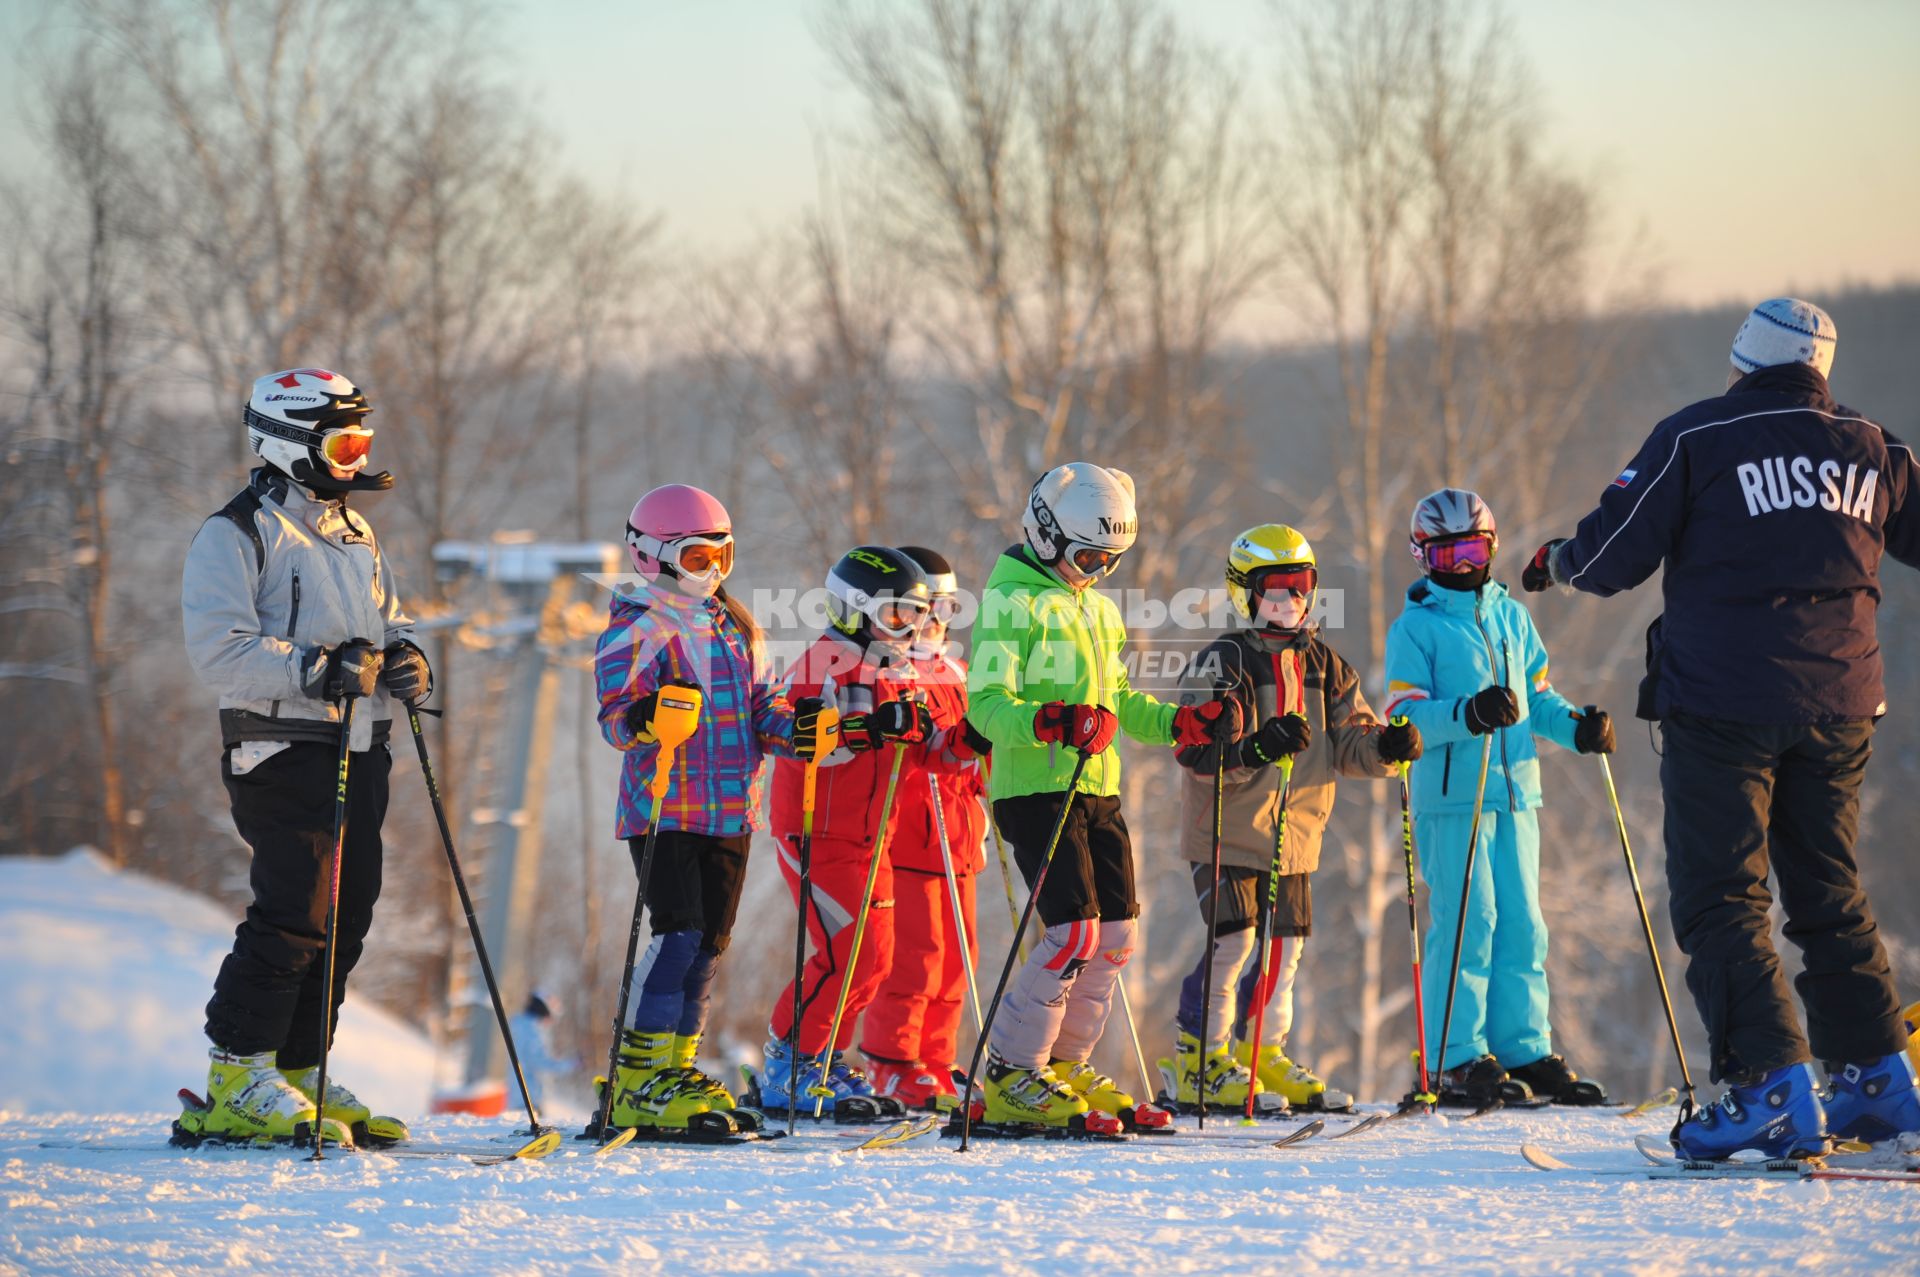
xmin=1165 ymin=524 xmax=1421 ymax=1114
xmin=753 ymin=546 xmax=981 ymax=1118
xmin=179 ymin=368 xmax=426 ymax=1147
xmin=860 ymin=546 xmax=986 ymax=1111
xmin=1383 ymin=488 xmax=1615 ymax=1106
xmin=966 ymin=462 xmax=1239 ymax=1133
xmin=594 ymin=483 xmax=832 ymax=1135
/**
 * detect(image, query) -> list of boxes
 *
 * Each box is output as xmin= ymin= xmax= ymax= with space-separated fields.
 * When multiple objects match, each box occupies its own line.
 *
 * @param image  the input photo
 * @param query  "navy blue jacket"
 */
xmin=1556 ymin=363 xmax=1920 ymax=724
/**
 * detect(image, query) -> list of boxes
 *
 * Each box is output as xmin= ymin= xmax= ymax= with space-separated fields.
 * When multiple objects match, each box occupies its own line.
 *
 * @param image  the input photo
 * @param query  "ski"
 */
xmin=1619 ymin=1087 xmax=1681 ymax=1118
xmin=1523 ymin=1142 xmax=1920 ymax=1183
xmin=1323 ymin=1112 xmax=1390 ymax=1140
xmin=737 ymin=1064 xmax=913 ymax=1125
xmin=1269 ymin=1117 xmax=1326 ymax=1148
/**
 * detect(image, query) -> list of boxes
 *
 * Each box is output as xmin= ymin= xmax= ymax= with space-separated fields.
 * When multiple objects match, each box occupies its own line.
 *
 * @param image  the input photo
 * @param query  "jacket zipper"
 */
xmin=1441 ymin=742 xmax=1452 ymax=794
xmin=1471 ymin=601 xmax=1518 ymax=811
xmin=1078 ymin=589 xmax=1103 ymax=795
xmin=273 ymin=569 xmax=304 ymax=720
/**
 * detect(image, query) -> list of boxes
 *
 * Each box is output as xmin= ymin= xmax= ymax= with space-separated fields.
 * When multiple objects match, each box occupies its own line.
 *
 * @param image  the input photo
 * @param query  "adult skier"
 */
xmin=1522 ymin=298 xmax=1920 ymax=1156
xmin=593 ymin=482 xmax=833 ymax=1135
xmin=754 ymin=546 xmax=978 ymax=1116
xmin=965 ymin=462 xmax=1239 ymax=1133
xmin=178 ymin=368 xmax=426 ymax=1147
xmin=1165 ymin=524 xmax=1420 ymax=1113
xmin=860 ymin=546 xmax=986 ymax=1111
xmin=1384 ymin=488 xmax=1614 ymax=1107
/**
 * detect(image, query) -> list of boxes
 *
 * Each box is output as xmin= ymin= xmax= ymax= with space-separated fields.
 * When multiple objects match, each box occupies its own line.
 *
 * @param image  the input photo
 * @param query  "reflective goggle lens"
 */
xmin=1422 ymin=534 xmax=1494 ymax=572
xmin=875 ymin=599 xmax=929 ymax=633
xmin=319 ymin=426 xmax=374 ymax=470
xmin=930 ymin=595 xmax=962 ymax=623
xmin=676 ymin=538 xmax=735 ymax=576
xmin=1070 ymin=546 xmax=1121 ymax=576
xmin=1253 ymin=565 xmax=1318 ymax=597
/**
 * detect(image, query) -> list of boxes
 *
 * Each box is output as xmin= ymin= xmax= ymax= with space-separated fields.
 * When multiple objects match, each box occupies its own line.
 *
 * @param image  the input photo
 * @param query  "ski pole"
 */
xmin=408 ymin=704 xmax=544 ymax=1133
xmin=309 ymin=696 xmax=357 ymax=1161
xmin=786 ymin=706 xmax=837 ymax=1136
xmin=809 ymin=741 xmax=911 ymax=1119
xmin=1394 ymin=715 xmax=1436 ymax=1112
xmin=959 ymin=748 xmax=1093 ymax=1153
xmin=1594 ymin=733 xmax=1695 ymax=1123
xmin=929 ymin=772 xmax=984 ymax=1034
xmin=1243 ymin=745 xmax=1298 ymax=1124
xmin=593 ymin=681 xmax=704 ymax=1143
xmin=982 ymin=756 xmax=1028 ymax=965
xmin=1434 ymin=611 xmax=1502 ymax=1099
xmin=1195 ymin=724 xmax=1229 ymax=1129
xmin=1114 ymin=973 xmax=1154 ymax=1109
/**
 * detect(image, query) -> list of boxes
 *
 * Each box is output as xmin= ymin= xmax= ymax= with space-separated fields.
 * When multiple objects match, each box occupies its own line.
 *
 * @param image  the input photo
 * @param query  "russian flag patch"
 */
xmin=1613 ymin=468 xmax=1637 ymax=488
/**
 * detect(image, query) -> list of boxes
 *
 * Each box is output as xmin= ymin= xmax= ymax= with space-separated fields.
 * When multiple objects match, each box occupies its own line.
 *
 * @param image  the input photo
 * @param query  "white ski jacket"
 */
xmin=182 ymin=468 xmax=416 ymax=753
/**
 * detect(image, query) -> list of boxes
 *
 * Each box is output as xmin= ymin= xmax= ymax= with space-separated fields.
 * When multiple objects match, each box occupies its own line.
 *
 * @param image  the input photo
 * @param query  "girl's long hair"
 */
xmin=715 ymin=583 xmax=762 ymax=653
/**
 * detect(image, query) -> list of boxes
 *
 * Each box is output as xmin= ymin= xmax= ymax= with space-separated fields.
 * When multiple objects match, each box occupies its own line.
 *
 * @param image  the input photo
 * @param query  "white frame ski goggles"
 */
xmin=628 ymin=529 xmax=736 ymax=584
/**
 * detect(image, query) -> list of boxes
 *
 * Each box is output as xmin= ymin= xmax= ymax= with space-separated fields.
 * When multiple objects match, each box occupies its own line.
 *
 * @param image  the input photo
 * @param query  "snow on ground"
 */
xmin=4 ymin=1105 xmax=1917 ymax=1276
xmin=3 ymin=852 xmax=1916 ymax=1275
xmin=0 ymin=849 xmax=435 ymax=1118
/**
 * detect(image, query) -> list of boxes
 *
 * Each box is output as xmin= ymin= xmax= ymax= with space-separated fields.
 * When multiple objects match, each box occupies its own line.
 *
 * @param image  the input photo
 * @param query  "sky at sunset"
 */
xmin=4 ymin=0 xmax=1916 ymax=313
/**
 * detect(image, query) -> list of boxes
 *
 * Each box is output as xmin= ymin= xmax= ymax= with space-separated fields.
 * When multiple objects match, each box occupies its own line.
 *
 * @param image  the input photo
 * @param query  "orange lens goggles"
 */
xmin=319 ymin=426 xmax=374 ymax=470
xmin=675 ymin=538 xmax=735 ymax=577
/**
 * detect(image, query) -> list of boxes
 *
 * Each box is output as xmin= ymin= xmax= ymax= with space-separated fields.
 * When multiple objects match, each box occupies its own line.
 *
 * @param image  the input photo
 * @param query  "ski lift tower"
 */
xmin=427 ymin=534 xmax=619 ymax=1111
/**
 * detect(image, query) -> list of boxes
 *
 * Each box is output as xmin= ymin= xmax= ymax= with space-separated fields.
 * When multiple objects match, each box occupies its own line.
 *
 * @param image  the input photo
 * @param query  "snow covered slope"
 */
xmin=0 ymin=849 xmax=435 ymax=1117
xmin=3 ymin=1107 xmax=1916 ymax=1275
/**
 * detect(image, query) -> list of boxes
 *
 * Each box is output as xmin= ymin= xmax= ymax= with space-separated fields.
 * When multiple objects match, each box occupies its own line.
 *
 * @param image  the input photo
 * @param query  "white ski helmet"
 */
xmin=244 ymin=367 xmax=391 ymax=493
xmin=1408 ymin=488 xmax=1497 ymax=556
xmin=1023 ymin=462 xmax=1138 ymax=578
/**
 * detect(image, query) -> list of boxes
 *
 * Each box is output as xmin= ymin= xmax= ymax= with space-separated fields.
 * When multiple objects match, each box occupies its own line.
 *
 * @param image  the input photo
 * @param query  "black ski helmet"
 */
xmin=824 ymin=546 xmax=932 ymax=652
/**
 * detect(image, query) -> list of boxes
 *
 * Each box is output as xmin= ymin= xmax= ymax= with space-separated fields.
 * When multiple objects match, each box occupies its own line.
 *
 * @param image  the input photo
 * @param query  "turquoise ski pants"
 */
xmin=1417 ymin=807 xmax=1552 ymax=1071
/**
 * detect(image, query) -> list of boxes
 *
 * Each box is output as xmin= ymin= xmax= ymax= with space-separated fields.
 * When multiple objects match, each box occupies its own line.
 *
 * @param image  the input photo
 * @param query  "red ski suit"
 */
xmin=862 ymin=651 xmax=986 ymax=1069
xmin=766 ymin=635 xmax=975 ymax=1054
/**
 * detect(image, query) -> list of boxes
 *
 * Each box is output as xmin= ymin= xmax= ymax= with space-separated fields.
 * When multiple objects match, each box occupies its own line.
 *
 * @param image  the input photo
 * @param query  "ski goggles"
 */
xmin=318 ymin=423 xmax=375 ymax=472
xmin=627 ymin=528 xmax=736 ymax=583
xmin=1068 ymin=543 xmax=1125 ymax=578
xmin=1417 ymin=533 xmax=1495 ymax=573
xmin=928 ymin=594 xmax=962 ymax=624
xmin=1251 ymin=564 xmax=1318 ymax=599
xmin=870 ymin=596 xmax=931 ymax=639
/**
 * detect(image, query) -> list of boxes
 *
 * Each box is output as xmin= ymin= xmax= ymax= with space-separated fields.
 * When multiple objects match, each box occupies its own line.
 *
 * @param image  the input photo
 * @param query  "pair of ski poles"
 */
xmin=307 ymin=689 xmax=556 ymax=1160
xmin=1421 ymin=686 xmax=1694 ymax=1119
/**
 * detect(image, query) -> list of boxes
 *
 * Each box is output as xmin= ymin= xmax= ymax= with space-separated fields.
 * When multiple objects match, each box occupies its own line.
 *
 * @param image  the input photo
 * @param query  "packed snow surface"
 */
xmin=0 ymin=849 xmax=434 ymax=1117
xmin=4 ymin=851 xmax=1916 ymax=1274
xmin=4 ymin=1106 xmax=1918 ymax=1275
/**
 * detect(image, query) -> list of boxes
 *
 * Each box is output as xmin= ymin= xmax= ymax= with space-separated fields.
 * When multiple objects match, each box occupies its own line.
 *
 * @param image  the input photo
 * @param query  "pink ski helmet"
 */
xmin=625 ymin=484 xmax=734 ymax=585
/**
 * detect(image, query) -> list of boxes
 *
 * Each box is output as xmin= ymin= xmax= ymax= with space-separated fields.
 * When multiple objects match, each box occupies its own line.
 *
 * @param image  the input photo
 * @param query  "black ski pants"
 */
xmin=205 ymin=741 xmax=390 ymax=1068
xmin=1659 ymin=712 xmax=1904 ymax=1082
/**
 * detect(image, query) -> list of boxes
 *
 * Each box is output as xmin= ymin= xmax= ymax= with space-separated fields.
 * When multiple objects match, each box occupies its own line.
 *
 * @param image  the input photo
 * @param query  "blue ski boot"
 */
xmin=754 ymin=1036 xmax=829 ymax=1113
xmin=1823 ymin=1051 xmax=1920 ymax=1144
xmin=827 ymin=1051 xmax=908 ymax=1120
xmin=1672 ymin=1062 xmax=1828 ymax=1161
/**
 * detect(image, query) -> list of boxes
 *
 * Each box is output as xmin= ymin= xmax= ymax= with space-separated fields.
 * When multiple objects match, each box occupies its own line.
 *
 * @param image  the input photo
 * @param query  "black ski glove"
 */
xmin=1463 ymin=685 xmax=1520 ymax=735
xmin=306 ymin=639 xmax=383 ymax=701
xmin=790 ymin=695 xmax=837 ymax=762
xmin=843 ymin=699 xmax=936 ymax=753
xmin=1377 ymin=719 xmax=1423 ymax=764
xmin=1241 ymin=713 xmax=1311 ymax=768
xmin=382 ymin=640 xmax=433 ymax=704
xmin=1574 ymin=706 xmax=1615 ymax=755
xmin=1521 ymin=539 xmax=1568 ymax=594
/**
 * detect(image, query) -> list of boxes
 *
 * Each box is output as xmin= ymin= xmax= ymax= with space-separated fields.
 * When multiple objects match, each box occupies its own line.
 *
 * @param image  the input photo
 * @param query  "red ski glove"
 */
xmin=1172 ymin=697 xmax=1243 ymax=750
xmin=1033 ymin=702 xmax=1119 ymax=756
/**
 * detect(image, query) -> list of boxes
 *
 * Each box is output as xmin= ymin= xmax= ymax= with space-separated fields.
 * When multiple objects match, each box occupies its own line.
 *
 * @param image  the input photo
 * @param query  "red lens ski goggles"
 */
xmin=1420 ymin=533 xmax=1495 ymax=573
xmin=1252 ymin=564 xmax=1318 ymax=598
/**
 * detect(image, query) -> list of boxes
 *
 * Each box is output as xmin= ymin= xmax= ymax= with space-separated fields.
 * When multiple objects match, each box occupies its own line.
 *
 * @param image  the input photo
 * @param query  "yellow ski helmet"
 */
xmin=1226 ymin=524 xmax=1317 ymax=628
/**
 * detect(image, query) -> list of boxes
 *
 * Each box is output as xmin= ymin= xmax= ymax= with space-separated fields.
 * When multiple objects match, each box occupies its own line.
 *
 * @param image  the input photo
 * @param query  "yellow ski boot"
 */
xmin=280 ymin=1061 xmax=410 ymax=1145
xmin=1165 ymin=1030 xmax=1267 ymax=1112
xmin=1053 ymin=1058 xmax=1174 ymax=1131
xmin=606 ymin=1029 xmax=717 ymax=1132
xmin=670 ymin=1032 xmax=759 ymax=1130
xmin=175 ymin=1049 xmax=353 ymax=1147
xmin=980 ymin=1057 xmax=1094 ymax=1128
xmin=1236 ymin=1040 xmax=1354 ymax=1112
